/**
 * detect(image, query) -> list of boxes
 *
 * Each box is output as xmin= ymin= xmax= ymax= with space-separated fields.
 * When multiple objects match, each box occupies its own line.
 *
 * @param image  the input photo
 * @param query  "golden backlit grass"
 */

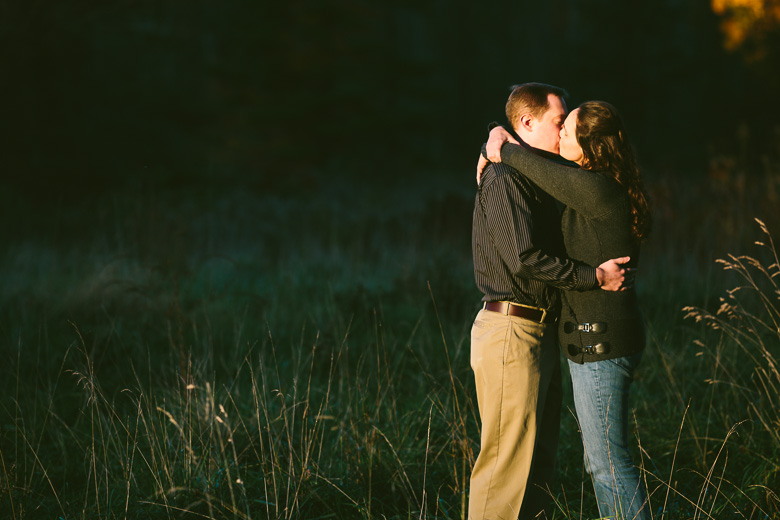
xmin=1 ymin=162 xmax=779 ymax=519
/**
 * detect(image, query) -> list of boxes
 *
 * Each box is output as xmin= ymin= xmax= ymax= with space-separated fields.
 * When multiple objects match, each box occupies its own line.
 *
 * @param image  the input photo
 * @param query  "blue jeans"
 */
xmin=568 ymin=353 xmax=650 ymax=519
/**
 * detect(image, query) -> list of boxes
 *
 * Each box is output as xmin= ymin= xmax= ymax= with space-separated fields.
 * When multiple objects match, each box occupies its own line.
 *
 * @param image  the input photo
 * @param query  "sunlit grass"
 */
xmin=1 ymin=162 xmax=779 ymax=518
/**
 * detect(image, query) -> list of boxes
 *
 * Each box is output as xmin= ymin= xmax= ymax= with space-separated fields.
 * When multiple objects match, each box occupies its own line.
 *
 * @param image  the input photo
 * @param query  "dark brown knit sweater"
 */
xmin=500 ymin=142 xmax=645 ymax=364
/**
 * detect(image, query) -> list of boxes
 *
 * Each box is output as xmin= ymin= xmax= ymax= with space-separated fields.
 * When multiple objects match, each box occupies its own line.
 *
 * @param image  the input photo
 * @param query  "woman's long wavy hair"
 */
xmin=576 ymin=101 xmax=652 ymax=241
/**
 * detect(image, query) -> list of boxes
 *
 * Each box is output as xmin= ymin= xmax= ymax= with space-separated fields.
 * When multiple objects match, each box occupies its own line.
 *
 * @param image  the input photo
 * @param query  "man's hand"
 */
xmin=596 ymin=256 xmax=634 ymax=291
xmin=486 ymin=126 xmax=519 ymax=162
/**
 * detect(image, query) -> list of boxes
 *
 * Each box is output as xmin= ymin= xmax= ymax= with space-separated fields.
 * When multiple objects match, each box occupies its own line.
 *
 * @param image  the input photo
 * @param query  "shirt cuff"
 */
xmin=576 ymin=265 xmax=599 ymax=291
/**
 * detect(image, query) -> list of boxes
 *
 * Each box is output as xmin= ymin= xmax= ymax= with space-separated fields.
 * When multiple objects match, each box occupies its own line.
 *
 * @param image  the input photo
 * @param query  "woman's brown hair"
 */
xmin=576 ymin=101 xmax=652 ymax=241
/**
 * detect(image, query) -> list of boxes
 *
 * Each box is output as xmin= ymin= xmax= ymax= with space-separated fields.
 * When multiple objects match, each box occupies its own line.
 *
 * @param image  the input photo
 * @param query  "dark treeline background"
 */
xmin=3 ymin=0 xmax=779 ymax=204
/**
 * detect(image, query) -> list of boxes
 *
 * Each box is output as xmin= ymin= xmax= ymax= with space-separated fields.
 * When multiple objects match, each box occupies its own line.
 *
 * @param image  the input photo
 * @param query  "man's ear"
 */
xmin=518 ymin=113 xmax=534 ymax=132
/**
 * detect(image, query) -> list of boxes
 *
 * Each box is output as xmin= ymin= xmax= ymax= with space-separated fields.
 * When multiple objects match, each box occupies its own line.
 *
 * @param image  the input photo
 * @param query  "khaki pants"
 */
xmin=468 ymin=309 xmax=561 ymax=520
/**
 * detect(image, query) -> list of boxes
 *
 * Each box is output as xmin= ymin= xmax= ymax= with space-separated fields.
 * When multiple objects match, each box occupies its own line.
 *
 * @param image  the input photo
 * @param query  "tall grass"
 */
xmin=1 ymin=160 xmax=779 ymax=519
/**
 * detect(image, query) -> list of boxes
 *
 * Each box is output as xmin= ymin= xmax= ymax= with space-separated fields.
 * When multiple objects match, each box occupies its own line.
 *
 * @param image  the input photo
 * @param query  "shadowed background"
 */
xmin=3 ymin=0 xmax=779 ymax=198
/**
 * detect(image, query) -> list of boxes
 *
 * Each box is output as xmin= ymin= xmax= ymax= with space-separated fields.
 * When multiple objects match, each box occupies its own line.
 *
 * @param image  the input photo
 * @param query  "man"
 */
xmin=470 ymin=83 xmax=629 ymax=520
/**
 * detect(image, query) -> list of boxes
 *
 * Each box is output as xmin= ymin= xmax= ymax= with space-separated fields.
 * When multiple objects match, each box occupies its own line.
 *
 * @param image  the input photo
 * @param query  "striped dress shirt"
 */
xmin=472 ymin=155 xmax=598 ymax=313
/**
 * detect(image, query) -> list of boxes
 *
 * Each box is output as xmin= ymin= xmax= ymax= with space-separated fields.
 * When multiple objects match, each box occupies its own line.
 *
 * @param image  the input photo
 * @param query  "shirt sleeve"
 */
xmin=480 ymin=165 xmax=598 ymax=292
xmin=499 ymin=143 xmax=621 ymax=217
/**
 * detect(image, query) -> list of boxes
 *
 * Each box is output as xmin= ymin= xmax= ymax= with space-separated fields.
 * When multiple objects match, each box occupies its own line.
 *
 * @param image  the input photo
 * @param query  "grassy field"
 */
xmin=1 ymin=159 xmax=779 ymax=519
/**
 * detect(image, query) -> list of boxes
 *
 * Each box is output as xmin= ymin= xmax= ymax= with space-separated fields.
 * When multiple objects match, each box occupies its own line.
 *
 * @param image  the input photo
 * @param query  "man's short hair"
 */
xmin=505 ymin=83 xmax=568 ymax=130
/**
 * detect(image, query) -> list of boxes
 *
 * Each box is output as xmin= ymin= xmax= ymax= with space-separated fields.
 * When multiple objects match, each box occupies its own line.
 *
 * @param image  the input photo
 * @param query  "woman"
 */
xmin=483 ymin=101 xmax=652 ymax=519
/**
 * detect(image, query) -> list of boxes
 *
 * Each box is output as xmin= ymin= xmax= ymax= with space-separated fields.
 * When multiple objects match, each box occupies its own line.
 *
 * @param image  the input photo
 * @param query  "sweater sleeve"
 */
xmin=480 ymin=165 xmax=599 ymax=292
xmin=499 ymin=143 xmax=620 ymax=217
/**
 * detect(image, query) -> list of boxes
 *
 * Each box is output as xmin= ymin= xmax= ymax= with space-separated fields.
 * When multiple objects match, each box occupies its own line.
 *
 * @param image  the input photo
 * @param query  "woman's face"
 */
xmin=559 ymin=108 xmax=584 ymax=165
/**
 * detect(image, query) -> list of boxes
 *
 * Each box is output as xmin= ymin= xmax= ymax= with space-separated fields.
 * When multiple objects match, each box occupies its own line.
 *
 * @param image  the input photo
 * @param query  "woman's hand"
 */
xmin=477 ymin=126 xmax=520 ymax=184
xmin=476 ymin=154 xmax=489 ymax=184
xmin=486 ymin=126 xmax=518 ymax=162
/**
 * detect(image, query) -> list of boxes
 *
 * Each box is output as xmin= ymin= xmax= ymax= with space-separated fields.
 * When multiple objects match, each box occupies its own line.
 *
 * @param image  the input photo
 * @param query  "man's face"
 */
xmin=534 ymin=94 xmax=567 ymax=154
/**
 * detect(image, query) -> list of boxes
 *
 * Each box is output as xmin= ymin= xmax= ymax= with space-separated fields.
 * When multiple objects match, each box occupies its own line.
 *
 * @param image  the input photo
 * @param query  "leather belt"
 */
xmin=484 ymin=301 xmax=556 ymax=324
xmin=563 ymin=321 xmax=608 ymax=334
xmin=567 ymin=342 xmax=611 ymax=356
